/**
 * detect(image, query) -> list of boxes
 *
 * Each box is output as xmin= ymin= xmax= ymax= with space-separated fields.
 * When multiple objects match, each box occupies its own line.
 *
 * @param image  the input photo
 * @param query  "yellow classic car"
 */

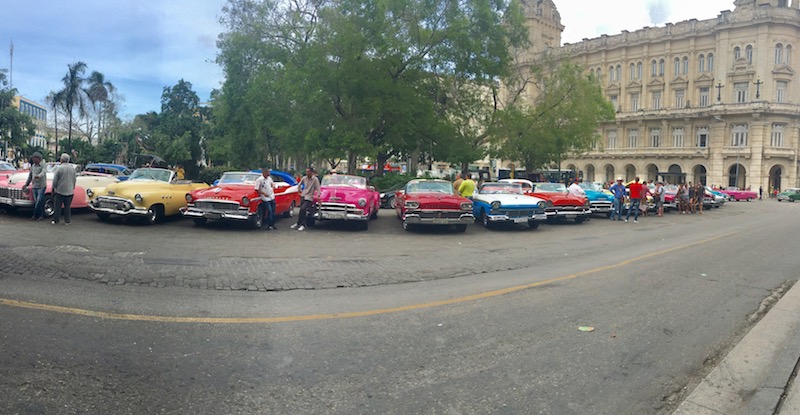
xmin=87 ymin=167 xmax=209 ymax=223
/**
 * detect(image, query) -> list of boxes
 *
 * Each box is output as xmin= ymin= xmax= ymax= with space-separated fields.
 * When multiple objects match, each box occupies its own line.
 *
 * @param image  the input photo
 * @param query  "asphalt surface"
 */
xmin=1 ymin=199 xmax=798 ymax=414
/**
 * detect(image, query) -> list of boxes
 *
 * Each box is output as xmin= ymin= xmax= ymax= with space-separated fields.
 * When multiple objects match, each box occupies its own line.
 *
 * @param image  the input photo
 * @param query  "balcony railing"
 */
xmin=586 ymin=147 xmax=709 ymax=158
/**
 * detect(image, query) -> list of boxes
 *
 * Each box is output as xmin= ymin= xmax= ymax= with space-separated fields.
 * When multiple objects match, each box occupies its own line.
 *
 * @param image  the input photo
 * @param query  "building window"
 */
xmin=674 ymin=58 xmax=680 ymax=77
xmin=659 ymin=59 xmax=665 ymax=76
xmin=732 ymin=124 xmax=748 ymax=146
xmin=734 ymin=46 xmax=741 ymax=60
xmin=637 ymin=62 xmax=642 ymax=79
xmin=771 ymin=124 xmax=785 ymax=147
xmin=699 ymin=87 xmax=710 ymax=107
xmin=607 ymin=130 xmax=617 ymax=149
xmin=746 ymin=45 xmax=753 ymax=64
xmin=734 ymin=82 xmax=748 ymax=103
xmin=609 ymin=94 xmax=618 ymax=110
xmin=787 ymin=45 xmax=793 ymax=65
xmin=628 ymin=129 xmax=639 ymax=148
xmin=776 ymin=43 xmax=784 ymax=64
xmin=699 ymin=55 xmax=705 ymax=72
xmin=697 ymin=127 xmax=709 ymax=147
xmin=615 ymin=65 xmax=621 ymax=82
xmin=650 ymin=128 xmax=661 ymax=148
xmin=776 ymin=80 xmax=787 ymax=102
xmin=673 ymin=128 xmax=685 ymax=147
xmin=609 ymin=66 xmax=614 ymax=82
xmin=630 ymin=93 xmax=640 ymax=111
xmin=651 ymin=60 xmax=658 ymax=76
xmin=682 ymin=57 xmax=689 ymax=74
xmin=596 ymin=68 xmax=602 ymax=81
xmin=675 ymin=89 xmax=685 ymax=108
xmin=708 ymin=54 xmax=714 ymax=71
xmin=652 ymin=91 xmax=662 ymax=110
xmin=630 ymin=63 xmax=636 ymax=80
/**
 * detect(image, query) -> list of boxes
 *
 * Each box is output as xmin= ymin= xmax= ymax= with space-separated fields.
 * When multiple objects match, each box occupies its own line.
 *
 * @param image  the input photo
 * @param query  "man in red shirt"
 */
xmin=626 ymin=177 xmax=644 ymax=223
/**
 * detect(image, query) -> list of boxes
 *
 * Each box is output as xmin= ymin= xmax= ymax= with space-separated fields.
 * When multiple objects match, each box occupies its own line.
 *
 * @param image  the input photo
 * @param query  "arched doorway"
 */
xmin=645 ymin=164 xmax=658 ymax=182
xmin=693 ymin=165 xmax=707 ymax=185
xmin=667 ymin=164 xmax=683 ymax=184
xmin=585 ymin=164 xmax=596 ymax=182
xmin=604 ymin=164 xmax=615 ymax=183
xmin=769 ymin=165 xmax=783 ymax=193
xmin=729 ymin=164 xmax=746 ymax=188
xmin=624 ymin=164 xmax=636 ymax=182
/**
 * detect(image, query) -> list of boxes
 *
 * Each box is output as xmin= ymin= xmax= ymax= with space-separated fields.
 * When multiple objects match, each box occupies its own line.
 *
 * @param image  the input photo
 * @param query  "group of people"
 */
xmin=604 ymin=177 xmax=709 ymax=224
xmin=452 ymin=173 xmax=477 ymax=198
xmin=21 ymin=152 xmax=77 ymax=225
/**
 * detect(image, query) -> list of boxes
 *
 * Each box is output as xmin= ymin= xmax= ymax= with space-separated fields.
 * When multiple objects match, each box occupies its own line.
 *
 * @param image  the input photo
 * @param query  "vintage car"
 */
xmin=87 ymin=167 xmax=208 ymax=223
xmin=394 ymin=179 xmax=474 ymax=232
xmin=0 ymin=161 xmax=16 ymax=184
xmin=311 ymin=174 xmax=380 ymax=230
xmin=720 ymin=187 xmax=758 ymax=201
xmin=0 ymin=168 xmax=118 ymax=217
xmin=472 ymin=182 xmax=547 ymax=229
xmin=704 ymin=186 xmax=726 ymax=208
xmin=379 ymin=182 xmax=407 ymax=209
xmin=777 ymin=188 xmax=800 ymax=202
xmin=83 ymin=163 xmax=132 ymax=181
xmin=499 ymin=179 xmax=591 ymax=223
xmin=181 ymin=171 xmax=300 ymax=228
xmin=578 ymin=182 xmax=615 ymax=216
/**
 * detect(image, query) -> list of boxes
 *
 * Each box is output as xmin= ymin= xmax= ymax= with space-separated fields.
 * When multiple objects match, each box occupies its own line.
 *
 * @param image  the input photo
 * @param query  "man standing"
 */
xmin=654 ymin=182 xmax=665 ymax=217
xmin=22 ymin=152 xmax=47 ymax=220
xmin=626 ymin=177 xmax=643 ymax=223
xmin=255 ymin=167 xmax=276 ymax=230
xmin=759 ymin=185 xmax=763 ymax=201
xmin=567 ymin=179 xmax=586 ymax=198
xmin=695 ymin=182 xmax=705 ymax=215
xmin=291 ymin=167 xmax=320 ymax=231
xmin=609 ymin=177 xmax=625 ymax=221
xmin=452 ymin=173 xmax=463 ymax=193
xmin=51 ymin=153 xmax=77 ymax=225
xmin=458 ymin=173 xmax=476 ymax=199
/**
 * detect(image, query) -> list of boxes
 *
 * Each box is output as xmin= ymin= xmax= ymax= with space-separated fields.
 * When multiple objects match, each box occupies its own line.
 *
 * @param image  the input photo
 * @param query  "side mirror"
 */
xmin=369 ymin=186 xmax=376 ymax=191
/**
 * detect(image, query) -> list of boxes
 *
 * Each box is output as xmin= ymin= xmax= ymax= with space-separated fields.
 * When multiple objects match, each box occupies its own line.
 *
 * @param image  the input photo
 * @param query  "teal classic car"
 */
xmin=578 ymin=182 xmax=615 ymax=216
xmin=777 ymin=188 xmax=800 ymax=202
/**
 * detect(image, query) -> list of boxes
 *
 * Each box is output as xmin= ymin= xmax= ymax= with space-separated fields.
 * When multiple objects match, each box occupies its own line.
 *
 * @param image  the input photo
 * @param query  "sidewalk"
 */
xmin=673 ymin=281 xmax=800 ymax=414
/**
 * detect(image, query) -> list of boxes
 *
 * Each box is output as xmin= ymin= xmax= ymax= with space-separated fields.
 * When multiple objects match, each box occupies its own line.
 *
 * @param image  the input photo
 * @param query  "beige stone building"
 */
xmin=520 ymin=0 xmax=800 ymax=193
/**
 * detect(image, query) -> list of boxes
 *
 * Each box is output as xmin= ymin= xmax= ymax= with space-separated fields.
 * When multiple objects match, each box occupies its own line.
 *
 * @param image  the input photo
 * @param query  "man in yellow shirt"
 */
xmin=458 ymin=174 xmax=476 ymax=199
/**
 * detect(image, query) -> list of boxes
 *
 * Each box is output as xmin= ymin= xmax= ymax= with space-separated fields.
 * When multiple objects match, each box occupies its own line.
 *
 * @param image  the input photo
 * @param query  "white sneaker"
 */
xmin=297 ymin=225 xmax=305 ymax=231
xmin=290 ymin=223 xmax=298 ymax=229
xmin=633 ymin=220 xmax=638 ymax=224
xmin=624 ymin=219 xmax=628 ymax=223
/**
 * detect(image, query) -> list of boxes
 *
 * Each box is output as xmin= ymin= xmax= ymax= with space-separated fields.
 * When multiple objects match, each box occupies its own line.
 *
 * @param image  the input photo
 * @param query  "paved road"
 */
xmin=0 ymin=199 xmax=798 ymax=414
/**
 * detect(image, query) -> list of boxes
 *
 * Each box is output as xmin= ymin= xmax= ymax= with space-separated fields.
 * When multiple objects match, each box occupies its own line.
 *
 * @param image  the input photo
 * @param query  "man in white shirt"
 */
xmin=567 ymin=179 xmax=586 ymax=198
xmin=255 ymin=167 xmax=276 ymax=230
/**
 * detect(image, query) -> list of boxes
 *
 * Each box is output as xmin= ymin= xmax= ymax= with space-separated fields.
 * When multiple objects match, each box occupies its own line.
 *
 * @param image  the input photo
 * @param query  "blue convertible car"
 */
xmin=579 ymin=182 xmax=615 ymax=216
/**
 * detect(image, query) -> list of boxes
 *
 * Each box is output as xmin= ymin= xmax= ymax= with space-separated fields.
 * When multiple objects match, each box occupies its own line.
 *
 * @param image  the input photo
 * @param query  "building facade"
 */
xmin=13 ymin=96 xmax=48 ymax=149
xmin=524 ymin=0 xmax=800 ymax=193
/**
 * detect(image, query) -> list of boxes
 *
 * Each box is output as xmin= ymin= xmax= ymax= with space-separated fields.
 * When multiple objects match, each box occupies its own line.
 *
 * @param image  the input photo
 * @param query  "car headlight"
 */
xmin=241 ymin=197 xmax=250 ymax=207
xmin=357 ymin=198 xmax=367 ymax=207
xmin=86 ymin=189 xmax=93 ymax=198
xmin=134 ymin=193 xmax=143 ymax=203
xmin=546 ymin=200 xmax=553 ymax=208
xmin=460 ymin=202 xmax=473 ymax=211
xmin=537 ymin=201 xmax=546 ymax=209
xmin=185 ymin=194 xmax=193 ymax=203
xmin=405 ymin=201 xmax=419 ymax=209
xmin=490 ymin=201 xmax=501 ymax=210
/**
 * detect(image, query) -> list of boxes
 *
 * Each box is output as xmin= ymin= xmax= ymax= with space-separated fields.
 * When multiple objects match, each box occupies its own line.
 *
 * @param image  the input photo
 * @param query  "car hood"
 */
xmin=474 ymin=193 xmax=545 ymax=207
xmin=191 ymin=183 xmax=255 ymax=201
xmin=407 ymin=192 xmax=469 ymax=208
xmin=583 ymin=189 xmax=613 ymax=201
xmin=319 ymin=186 xmax=374 ymax=202
xmin=531 ymin=192 xmax=586 ymax=206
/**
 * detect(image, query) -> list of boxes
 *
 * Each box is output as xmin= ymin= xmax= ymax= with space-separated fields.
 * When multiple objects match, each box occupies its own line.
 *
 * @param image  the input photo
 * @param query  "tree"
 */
xmin=85 ymin=71 xmax=115 ymax=145
xmin=46 ymin=90 xmax=66 ymax=156
xmin=0 ymin=69 xmax=36 ymax=157
xmin=493 ymin=60 xmax=615 ymax=174
xmin=144 ymin=80 xmax=206 ymax=170
xmin=58 ymin=61 xmax=88 ymax=155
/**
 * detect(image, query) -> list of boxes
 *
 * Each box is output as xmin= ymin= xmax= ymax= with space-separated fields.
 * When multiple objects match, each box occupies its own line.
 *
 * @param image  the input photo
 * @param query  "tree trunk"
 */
xmin=460 ymin=161 xmax=469 ymax=175
xmin=374 ymin=152 xmax=389 ymax=177
xmin=408 ymin=150 xmax=419 ymax=177
xmin=347 ymin=151 xmax=357 ymax=175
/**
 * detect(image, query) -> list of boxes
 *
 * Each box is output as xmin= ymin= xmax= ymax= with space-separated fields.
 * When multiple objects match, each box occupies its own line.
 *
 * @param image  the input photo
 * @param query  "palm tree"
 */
xmin=46 ymin=90 xmax=66 ymax=158
xmin=59 ymin=61 xmax=87 ymax=155
xmin=85 ymin=71 xmax=114 ymax=145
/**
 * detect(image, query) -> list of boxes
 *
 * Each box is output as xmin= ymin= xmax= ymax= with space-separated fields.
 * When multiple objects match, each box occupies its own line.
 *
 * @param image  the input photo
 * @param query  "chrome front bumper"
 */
xmin=487 ymin=213 xmax=547 ymax=223
xmin=315 ymin=211 xmax=369 ymax=221
xmin=404 ymin=212 xmax=474 ymax=225
xmin=545 ymin=207 xmax=591 ymax=217
xmin=0 ymin=197 xmax=33 ymax=207
xmin=89 ymin=197 xmax=148 ymax=216
xmin=180 ymin=206 xmax=254 ymax=221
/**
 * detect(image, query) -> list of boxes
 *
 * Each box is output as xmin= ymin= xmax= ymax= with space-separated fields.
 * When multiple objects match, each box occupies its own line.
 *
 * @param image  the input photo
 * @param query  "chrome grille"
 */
xmin=0 ymin=187 xmax=25 ymax=200
xmin=319 ymin=202 xmax=359 ymax=214
xmin=195 ymin=200 xmax=241 ymax=212
xmin=418 ymin=210 xmax=462 ymax=219
xmin=496 ymin=209 xmax=542 ymax=218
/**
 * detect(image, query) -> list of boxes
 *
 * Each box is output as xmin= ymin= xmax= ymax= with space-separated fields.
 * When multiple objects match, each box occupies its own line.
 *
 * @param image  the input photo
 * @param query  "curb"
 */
xmin=673 ymin=281 xmax=800 ymax=414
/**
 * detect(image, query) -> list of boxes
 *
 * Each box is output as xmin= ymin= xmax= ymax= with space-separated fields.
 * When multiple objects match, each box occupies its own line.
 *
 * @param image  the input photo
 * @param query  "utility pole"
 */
xmin=9 ymin=40 xmax=13 ymax=87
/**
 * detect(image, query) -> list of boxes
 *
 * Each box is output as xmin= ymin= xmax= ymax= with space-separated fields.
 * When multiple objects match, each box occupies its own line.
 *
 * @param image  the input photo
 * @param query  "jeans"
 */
xmin=258 ymin=200 xmax=276 ymax=227
xmin=612 ymin=197 xmax=624 ymax=220
xmin=53 ymin=193 xmax=74 ymax=224
xmin=32 ymin=187 xmax=46 ymax=219
xmin=297 ymin=199 xmax=314 ymax=227
xmin=626 ymin=199 xmax=640 ymax=221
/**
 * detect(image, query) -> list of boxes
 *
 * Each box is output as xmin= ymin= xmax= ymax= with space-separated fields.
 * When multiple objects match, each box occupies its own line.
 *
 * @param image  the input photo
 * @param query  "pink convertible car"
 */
xmin=312 ymin=174 xmax=380 ymax=230
xmin=720 ymin=187 xmax=758 ymax=201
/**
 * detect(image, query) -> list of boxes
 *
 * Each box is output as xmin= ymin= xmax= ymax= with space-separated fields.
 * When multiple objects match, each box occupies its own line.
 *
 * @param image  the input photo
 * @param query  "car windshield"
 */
xmin=406 ymin=181 xmax=454 ymax=194
xmin=534 ymin=183 xmax=567 ymax=193
xmin=321 ymin=174 xmax=367 ymax=189
xmin=0 ymin=162 xmax=15 ymax=171
xmin=579 ymin=182 xmax=601 ymax=191
xmin=480 ymin=183 xmax=523 ymax=195
xmin=219 ymin=172 xmax=260 ymax=184
xmin=129 ymin=168 xmax=172 ymax=182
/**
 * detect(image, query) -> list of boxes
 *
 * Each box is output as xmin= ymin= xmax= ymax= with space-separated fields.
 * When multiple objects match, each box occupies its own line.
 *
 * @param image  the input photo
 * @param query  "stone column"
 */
xmin=709 ymin=120 xmax=727 ymax=187
xmin=749 ymin=119 xmax=767 ymax=190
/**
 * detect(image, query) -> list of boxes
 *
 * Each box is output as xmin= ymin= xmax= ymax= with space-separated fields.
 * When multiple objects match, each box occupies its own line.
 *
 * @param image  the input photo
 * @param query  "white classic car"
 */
xmin=472 ymin=182 xmax=548 ymax=229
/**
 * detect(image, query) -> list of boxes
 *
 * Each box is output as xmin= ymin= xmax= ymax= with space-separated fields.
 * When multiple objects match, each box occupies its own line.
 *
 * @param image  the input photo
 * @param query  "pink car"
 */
xmin=312 ymin=174 xmax=380 ymax=230
xmin=0 ymin=169 xmax=118 ymax=217
xmin=720 ymin=187 xmax=758 ymax=201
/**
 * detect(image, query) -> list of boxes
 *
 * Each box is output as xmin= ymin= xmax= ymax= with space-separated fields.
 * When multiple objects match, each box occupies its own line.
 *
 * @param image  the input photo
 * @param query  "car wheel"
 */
xmin=248 ymin=213 xmax=263 ymax=229
xmin=575 ymin=216 xmax=585 ymax=224
xmin=43 ymin=194 xmax=55 ymax=218
xmin=146 ymin=205 xmax=163 ymax=225
xmin=454 ymin=224 xmax=467 ymax=233
xmin=481 ymin=211 xmax=492 ymax=228
xmin=283 ymin=201 xmax=296 ymax=218
xmin=388 ymin=196 xmax=397 ymax=209
xmin=528 ymin=221 xmax=539 ymax=229
xmin=747 ymin=198 xmax=752 ymax=202
xmin=370 ymin=207 xmax=378 ymax=220
xmin=193 ymin=218 xmax=208 ymax=226
xmin=402 ymin=220 xmax=413 ymax=231
xmin=96 ymin=212 xmax=111 ymax=221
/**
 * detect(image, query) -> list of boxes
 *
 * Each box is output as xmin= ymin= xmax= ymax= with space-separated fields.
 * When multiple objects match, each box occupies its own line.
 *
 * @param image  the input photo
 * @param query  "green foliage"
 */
xmin=197 ymin=166 xmax=229 ymax=185
xmin=369 ymin=173 xmax=416 ymax=191
xmin=0 ymin=70 xmax=36 ymax=151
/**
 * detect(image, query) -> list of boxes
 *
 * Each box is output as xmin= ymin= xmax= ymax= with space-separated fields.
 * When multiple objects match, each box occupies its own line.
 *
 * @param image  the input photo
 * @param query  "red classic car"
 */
xmin=0 ymin=168 xmax=118 ymax=217
xmin=394 ymin=179 xmax=474 ymax=232
xmin=311 ymin=174 xmax=380 ymax=230
xmin=181 ymin=171 xmax=300 ymax=229
xmin=720 ymin=187 xmax=758 ymax=201
xmin=500 ymin=179 xmax=590 ymax=223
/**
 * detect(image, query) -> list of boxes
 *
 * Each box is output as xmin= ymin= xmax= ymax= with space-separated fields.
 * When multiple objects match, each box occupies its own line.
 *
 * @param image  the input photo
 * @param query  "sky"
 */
xmin=1 ymin=0 xmax=736 ymax=121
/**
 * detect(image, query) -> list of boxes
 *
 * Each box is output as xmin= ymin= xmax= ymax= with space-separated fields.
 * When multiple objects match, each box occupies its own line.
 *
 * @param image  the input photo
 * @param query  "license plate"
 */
xmin=513 ymin=217 xmax=528 ymax=223
xmin=326 ymin=213 xmax=346 ymax=220
xmin=100 ymin=202 xmax=116 ymax=209
xmin=205 ymin=212 xmax=223 ymax=219
xmin=432 ymin=218 xmax=450 ymax=224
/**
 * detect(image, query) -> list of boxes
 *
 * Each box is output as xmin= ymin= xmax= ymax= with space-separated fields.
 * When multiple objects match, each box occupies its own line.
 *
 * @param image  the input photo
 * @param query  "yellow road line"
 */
xmin=0 ymin=232 xmax=737 ymax=324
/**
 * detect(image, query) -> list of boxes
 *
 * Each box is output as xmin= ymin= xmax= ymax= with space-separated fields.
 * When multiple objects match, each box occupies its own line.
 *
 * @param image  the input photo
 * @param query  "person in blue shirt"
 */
xmin=609 ymin=177 xmax=626 ymax=221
